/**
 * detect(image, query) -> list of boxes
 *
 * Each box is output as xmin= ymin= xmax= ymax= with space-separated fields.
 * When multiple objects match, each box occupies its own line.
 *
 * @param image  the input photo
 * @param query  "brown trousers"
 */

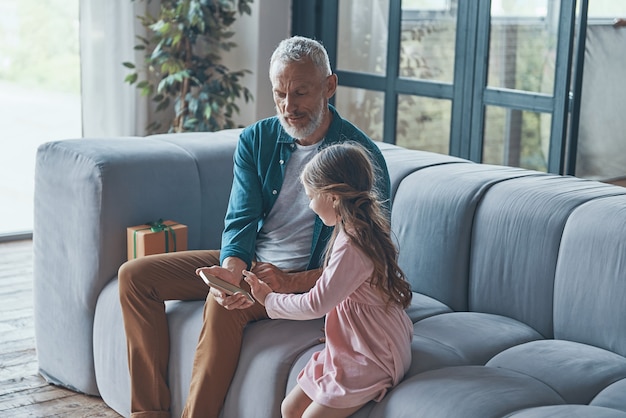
xmin=118 ymin=250 xmax=268 ymax=418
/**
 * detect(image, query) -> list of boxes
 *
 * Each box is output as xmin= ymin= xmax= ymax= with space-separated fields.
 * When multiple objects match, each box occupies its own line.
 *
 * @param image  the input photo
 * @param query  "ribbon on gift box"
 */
xmin=132 ymin=219 xmax=179 ymax=259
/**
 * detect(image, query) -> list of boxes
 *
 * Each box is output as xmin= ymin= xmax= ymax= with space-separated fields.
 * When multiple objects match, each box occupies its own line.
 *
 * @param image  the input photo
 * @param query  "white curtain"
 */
xmin=79 ymin=0 xmax=154 ymax=137
xmin=575 ymin=24 xmax=626 ymax=180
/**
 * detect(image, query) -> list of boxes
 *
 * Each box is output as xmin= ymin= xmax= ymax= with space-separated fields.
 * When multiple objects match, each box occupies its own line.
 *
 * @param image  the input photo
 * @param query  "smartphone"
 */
xmin=198 ymin=270 xmax=255 ymax=303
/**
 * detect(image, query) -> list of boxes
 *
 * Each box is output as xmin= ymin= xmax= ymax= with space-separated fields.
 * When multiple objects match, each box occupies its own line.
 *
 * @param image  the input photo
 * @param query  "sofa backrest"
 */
xmin=387 ymin=147 xmax=626 ymax=343
xmin=150 ymin=130 xmax=240 ymax=250
xmin=389 ymin=155 xmax=535 ymax=312
xmin=553 ymin=194 xmax=626 ymax=357
xmin=33 ymin=130 xmax=241 ymax=395
xmin=468 ymin=175 xmax=622 ymax=338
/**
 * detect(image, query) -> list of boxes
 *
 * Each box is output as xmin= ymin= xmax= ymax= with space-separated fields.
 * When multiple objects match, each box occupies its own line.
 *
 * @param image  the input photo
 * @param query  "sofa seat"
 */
xmin=93 ymin=278 xmax=327 ymax=418
xmin=505 ymin=405 xmax=626 ymax=418
xmin=488 ymin=340 xmax=626 ymax=405
xmin=409 ymin=312 xmax=543 ymax=375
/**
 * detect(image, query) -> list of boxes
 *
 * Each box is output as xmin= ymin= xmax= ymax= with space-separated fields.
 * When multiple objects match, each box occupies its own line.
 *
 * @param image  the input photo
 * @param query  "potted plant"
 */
xmin=124 ymin=0 xmax=254 ymax=133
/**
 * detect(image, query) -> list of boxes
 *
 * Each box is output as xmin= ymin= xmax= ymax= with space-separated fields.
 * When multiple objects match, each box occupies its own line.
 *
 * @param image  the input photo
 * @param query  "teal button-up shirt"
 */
xmin=220 ymin=105 xmax=391 ymax=270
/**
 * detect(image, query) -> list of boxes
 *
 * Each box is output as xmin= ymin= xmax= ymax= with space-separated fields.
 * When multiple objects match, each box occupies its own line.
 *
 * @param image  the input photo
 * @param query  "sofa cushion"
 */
xmin=94 ymin=279 xmax=208 ymax=417
xmin=151 ymin=130 xmax=240 ymax=250
xmin=34 ymin=137 xmax=207 ymax=395
xmin=376 ymin=142 xmax=469 ymax=200
xmin=408 ymin=312 xmax=542 ymax=376
xmin=554 ymin=194 xmax=626 ymax=357
xmin=487 ymin=339 xmax=626 ymax=404
xmin=404 ymin=291 xmax=452 ymax=323
xmin=368 ymin=365 xmax=564 ymax=418
xmin=391 ymin=163 xmax=534 ymax=311
xmin=469 ymin=175 xmax=623 ymax=338
xmin=504 ymin=405 xmax=626 ymax=417
xmin=591 ymin=378 xmax=626 ymax=413
xmin=221 ymin=318 xmax=325 ymax=418
xmin=94 ymin=277 xmax=327 ymax=418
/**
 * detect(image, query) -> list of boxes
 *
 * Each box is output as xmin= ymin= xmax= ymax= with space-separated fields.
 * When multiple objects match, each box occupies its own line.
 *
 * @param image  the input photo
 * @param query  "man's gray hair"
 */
xmin=270 ymin=36 xmax=332 ymax=77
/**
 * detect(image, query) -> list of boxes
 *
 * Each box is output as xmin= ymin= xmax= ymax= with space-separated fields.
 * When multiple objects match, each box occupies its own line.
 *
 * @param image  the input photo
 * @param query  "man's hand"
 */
xmin=252 ymin=262 xmax=322 ymax=294
xmin=251 ymin=262 xmax=290 ymax=293
xmin=197 ymin=265 xmax=254 ymax=310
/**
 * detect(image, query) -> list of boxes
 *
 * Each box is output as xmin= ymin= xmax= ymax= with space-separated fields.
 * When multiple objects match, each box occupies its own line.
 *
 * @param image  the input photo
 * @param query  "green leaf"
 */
xmin=172 ymin=33 xmax=182 ymax=47
xmin=124 ymin=73 xmax=138 ymax=84
xmin=122 ymin=62 xmax=136 ymax=69
xmin=146 ymin=121 xmax=162 ymax=133
xmin=156 ymin=97 xmax=170 ymax=112
xmin=136 ymin=35 xmax=150 ymax=45
xmin=157 ymin=77 xmax=170 ymax=92
xmin=141 ymin=86 xmax=152 ymax=97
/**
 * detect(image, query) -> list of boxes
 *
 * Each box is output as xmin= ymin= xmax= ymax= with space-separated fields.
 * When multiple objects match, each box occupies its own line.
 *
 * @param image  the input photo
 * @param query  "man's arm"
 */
xmin=221 ymin=256 xmax=248 ymax=284
xmin=220 ymin=129 xmax=264 ymax=269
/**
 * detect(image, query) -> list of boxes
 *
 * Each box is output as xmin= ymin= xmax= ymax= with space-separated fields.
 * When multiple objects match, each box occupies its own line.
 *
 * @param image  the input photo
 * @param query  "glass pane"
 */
xmin=400 ymin=0 xmax=458 ymax=82
xmin=334 ymin=86 xmax=385 ymax=142
xmin=396 ymin=95 xmax=450 ymax=154
xmin=0 ymin=1 xmax=81 ymax=235
xmin=337 ymin=0 xmax=389 ymax=75
xmin=488 ymin=0 xmax=560 ymax=94
xmin=483 ymin=105 xmax=550 ymax=172
xmin=587 ymin=1 xmax=626 ymax=18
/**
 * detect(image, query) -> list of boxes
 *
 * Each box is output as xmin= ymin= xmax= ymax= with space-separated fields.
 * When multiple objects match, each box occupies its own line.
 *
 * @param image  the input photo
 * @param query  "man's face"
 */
xmin=270 ymin=59 xmax=333 ymax=140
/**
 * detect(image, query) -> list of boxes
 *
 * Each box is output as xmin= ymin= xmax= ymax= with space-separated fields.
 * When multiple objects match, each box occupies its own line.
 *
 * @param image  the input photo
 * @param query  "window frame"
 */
xmin=292 ymin=0 xmax=585 ymax=175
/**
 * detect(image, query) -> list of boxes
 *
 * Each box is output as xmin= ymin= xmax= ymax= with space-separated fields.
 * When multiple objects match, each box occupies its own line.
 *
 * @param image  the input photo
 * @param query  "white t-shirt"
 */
xmin=254 ymin=142 xmax=319 ymax=271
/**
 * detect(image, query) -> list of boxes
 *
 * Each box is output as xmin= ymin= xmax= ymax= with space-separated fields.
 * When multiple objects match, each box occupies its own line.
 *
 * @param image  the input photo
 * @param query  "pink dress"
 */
xmin=265 ymin=229 xmax=413 ymax=408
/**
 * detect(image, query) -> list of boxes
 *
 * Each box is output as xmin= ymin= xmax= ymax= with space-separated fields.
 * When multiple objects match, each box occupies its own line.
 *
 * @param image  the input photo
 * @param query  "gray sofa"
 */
xmin=34 ymin=129 xmax=626 ymax=418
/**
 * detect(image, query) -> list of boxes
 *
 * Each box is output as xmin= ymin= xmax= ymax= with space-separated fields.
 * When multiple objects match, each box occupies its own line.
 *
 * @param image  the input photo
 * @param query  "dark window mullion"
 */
xmin=319 ymin=0 xmax=339 ymax=66
xmin=382 ymin=0 xmax=402 ymax=144
xmin=335 ymin=71 xmax=387 ymax=91
xmin=483 ymin=88 xmax=554 ymax=113
xmin=547 ymin=0 xmax=577 ymax=174
xmin=450 ymin=0 xmax=480 ymax=158
xmin=469 ymin=0 xmax=493 ymax=163
xmin=396 ymin=79 xmax=454 ymax=99
xmin=291 ymin=1 xmax=320 ymax=39
xmin=565 ymin=0 xmax=589 ymax=176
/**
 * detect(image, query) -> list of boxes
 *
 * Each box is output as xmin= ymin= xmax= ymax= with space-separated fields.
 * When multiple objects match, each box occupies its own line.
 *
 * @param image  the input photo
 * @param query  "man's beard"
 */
xmin=277 ymin=102 xmax=325 ymax=140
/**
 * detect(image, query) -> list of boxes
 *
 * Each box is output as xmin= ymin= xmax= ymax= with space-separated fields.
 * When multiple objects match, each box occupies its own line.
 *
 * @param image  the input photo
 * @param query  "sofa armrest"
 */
xmin=33 ymin=130 xmax=239 ymax=394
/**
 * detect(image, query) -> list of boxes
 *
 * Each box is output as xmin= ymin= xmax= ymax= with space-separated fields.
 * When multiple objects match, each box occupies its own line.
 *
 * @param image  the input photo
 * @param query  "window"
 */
xmin=292 ymin=0 xmax=621 ymax=177
xmin=0 ymin=0 xmax=81 ymax=237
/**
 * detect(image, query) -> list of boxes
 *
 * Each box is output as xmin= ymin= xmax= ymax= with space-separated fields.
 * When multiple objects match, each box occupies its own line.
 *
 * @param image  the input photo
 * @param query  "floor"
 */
xmin=0 ymin=239 xmax=121 ymax=417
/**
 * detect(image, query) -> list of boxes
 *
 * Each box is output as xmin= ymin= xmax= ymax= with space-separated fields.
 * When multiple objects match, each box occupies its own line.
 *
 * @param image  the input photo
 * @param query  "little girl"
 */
xmin=244 ymin=142 xmax=413 ymax=418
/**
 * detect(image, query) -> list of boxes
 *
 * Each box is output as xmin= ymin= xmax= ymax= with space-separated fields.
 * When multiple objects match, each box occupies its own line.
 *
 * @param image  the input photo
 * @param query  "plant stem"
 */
xmin=176 ymin=36 xmax=193 ymax=132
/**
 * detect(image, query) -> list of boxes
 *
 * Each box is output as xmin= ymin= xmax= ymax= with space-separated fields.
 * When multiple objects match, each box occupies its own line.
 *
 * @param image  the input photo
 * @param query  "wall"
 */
xmin=223 ymin=0 xmax=291 ymax=127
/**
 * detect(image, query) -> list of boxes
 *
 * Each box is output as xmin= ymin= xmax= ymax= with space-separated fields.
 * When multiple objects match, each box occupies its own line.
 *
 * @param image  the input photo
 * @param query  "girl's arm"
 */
xmin=246 ymin=235 xmax=372 ymax=320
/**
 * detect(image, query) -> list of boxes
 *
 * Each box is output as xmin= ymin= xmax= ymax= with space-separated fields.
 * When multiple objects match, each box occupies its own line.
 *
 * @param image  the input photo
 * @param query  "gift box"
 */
xmin=127 ymin=219 xmax=188 ymax=260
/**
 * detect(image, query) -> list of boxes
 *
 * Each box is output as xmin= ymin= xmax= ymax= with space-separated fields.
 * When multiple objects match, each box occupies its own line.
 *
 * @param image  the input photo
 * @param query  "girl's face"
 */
xmin=304 ymin=185 xmax=338 ymax=226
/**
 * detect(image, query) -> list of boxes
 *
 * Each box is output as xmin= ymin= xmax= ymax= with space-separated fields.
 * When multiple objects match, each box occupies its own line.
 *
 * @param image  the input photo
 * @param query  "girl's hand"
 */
xmin=243 ymin=269 xmax=273 ymax=306
xmin=251 ymin=262 xmax=289 ymax=293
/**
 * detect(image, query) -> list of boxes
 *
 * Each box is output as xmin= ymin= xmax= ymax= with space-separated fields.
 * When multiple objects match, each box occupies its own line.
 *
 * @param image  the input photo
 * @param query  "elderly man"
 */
xmin=118 ymin=35 xmax=391 ymax=418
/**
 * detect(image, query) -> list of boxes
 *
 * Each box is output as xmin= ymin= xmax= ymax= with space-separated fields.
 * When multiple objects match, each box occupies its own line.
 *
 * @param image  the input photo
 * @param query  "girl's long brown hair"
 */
xmin=301 ymin=142 xmax=412 ymax=308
